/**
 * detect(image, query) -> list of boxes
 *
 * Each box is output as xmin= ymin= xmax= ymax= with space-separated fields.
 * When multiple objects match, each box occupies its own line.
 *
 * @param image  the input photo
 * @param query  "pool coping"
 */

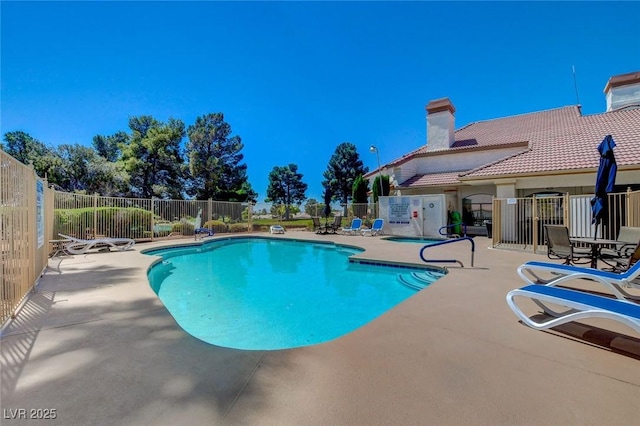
xmin=142 ymin=234 xmax=448 ymax=274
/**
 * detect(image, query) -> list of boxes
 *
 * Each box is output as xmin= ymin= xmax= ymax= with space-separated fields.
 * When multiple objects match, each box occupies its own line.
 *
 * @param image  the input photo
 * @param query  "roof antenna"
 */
xmin=572 ymin=65 xmax=580 ymax=106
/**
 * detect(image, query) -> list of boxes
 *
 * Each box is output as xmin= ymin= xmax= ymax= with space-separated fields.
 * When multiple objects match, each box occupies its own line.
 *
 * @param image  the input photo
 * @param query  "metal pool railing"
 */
xmin=419 ymin=237 xmax=475 ymax=267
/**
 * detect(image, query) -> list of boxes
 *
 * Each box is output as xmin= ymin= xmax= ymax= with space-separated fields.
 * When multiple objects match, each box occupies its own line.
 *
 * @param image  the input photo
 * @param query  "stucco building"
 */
xmin=367 ymin=71 xmax=640 ymax=234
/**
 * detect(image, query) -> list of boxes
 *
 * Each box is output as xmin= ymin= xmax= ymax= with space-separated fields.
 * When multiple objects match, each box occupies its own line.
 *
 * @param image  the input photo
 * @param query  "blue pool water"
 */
xmin=146 ymin=237 xmax=445 ymax=350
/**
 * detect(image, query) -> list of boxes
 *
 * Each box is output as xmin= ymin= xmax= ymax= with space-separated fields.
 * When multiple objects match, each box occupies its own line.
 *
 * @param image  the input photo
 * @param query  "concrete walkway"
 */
xmin=1 ymin=233 xmax=639 ymax=425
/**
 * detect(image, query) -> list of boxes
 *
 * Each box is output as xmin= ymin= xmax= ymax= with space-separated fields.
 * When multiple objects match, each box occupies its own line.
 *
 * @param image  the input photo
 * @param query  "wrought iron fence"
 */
xmin=492 ymin=189 xmax=640 ymax=253
xmin=52 ymin=193 xmax=252 ymax=242
xmin=345 ymin=203 xmax=378 ymax=226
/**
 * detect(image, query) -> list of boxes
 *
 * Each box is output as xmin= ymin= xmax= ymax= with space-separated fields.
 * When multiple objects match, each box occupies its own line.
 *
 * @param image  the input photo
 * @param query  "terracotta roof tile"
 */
xmin=388 ymin=105 xmax=640 ymax=183
xmin=463 ymin=107 xmax=640 ymax=178
xmin=399 ymin=172 xmax=463 ymax=188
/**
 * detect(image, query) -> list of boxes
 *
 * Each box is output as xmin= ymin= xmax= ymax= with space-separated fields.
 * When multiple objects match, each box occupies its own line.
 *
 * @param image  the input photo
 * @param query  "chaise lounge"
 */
xmin=516 ymin=241 xmax=640 ymax=301
xmin=269 ymin=225 xmax=285 ymax=234
xmin=341 ymin=218 xmax=362 ymax=235
xmin=506 ymin=284 xmax=640 ymax=335
xmin=361 ymin=218 xmax=384 ymax=236
xmin=59 ymin=233 xmax=135 ymax=255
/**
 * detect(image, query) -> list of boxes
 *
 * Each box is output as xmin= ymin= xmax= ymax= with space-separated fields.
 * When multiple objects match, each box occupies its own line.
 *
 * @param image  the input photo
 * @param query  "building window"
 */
xmin=462 ymin=194 xmax=493 ymax=226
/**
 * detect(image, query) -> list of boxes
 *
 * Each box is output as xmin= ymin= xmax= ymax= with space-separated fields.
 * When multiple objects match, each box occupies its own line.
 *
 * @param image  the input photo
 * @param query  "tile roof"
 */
xmin=461 ymin=106 xmax=640 ymax=178
xmin=388 ymin=105 xmax=640 ymax=184
xmin=399 ymin=171 xmax=464 ymax=188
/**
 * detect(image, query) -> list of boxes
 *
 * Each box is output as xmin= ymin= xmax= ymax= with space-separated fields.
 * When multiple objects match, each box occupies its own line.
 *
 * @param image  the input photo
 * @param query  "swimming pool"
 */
xmin=146 ymin=237 xmax=445 ymax=350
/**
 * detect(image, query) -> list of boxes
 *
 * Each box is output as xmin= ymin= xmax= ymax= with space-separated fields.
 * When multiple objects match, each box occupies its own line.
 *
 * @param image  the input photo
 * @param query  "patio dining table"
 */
xmin=569 ymin=237 xmax=619 ymax=269
xmin=49 ymin=238 xmax=73 ymax=258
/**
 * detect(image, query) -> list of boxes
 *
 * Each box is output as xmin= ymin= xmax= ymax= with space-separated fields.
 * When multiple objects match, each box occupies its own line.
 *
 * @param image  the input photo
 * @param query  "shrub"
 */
xmin=54 ymin=206 xmax=153 ymax=238
xmin=228 ymin=223 xmax=249 ymax=233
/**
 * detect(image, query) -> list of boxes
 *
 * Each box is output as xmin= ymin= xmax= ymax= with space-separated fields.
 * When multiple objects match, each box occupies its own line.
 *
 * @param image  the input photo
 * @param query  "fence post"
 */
xmin=92 ymin=192 xmax=98 ymax=239
xmin=492 ymin=199 xmax=499 ymax=246
xmin=150 ymin=197 xmax=155 ymax=242
xmin=532 ymin=195 xmax=538 ymax=251
xmin=626 ymin=187 xmax=632 ymax=227
xmin=563 ymin=193 xmax=570 ymax=229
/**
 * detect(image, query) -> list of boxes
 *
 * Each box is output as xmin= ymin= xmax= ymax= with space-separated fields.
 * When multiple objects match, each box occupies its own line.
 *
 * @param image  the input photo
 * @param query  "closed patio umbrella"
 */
xmin=591 ymin=135 xmax=617 ymax=239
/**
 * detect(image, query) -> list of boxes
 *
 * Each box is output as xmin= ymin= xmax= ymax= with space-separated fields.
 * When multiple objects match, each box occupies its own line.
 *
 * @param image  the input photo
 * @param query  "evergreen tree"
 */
xmin=351 ymin=174 xmax=370 ymax=218
xmin=372 ymin=174 xmax=390 ymax=203
xmin=322 ymin=142 xmax=368 ymax=216
xmin=265 ymin=164 xmax=308 ymax=220
xmin=185 ymin=113 xmax=250 ymax=200
xmin=92 ymin=131 xmax=128 ymax=162
xmin=120 ymin=116 xmax=186 ymax=199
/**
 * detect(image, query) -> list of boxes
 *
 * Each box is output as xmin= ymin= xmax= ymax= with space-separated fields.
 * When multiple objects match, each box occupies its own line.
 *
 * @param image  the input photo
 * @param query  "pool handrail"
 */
xmin=419 ymin=237 xmax=475 ymax=267
xmin=438 ymin=223 xmax=467 ymax=237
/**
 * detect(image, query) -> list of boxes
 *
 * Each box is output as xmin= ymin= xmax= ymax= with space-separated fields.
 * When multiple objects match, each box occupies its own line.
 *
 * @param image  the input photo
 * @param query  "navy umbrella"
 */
xmin=591 ymin=135 xmax=617 ymax=239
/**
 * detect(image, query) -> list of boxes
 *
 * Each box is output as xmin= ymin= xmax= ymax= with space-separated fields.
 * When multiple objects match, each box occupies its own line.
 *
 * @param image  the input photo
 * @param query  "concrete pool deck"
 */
xmin=1 ymin=232 xmax=639 ymax=425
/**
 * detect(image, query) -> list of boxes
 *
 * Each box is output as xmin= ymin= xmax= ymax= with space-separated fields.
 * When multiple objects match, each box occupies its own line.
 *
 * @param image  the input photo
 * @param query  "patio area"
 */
xmin=1 ymin=232 xmax=639 ymax=425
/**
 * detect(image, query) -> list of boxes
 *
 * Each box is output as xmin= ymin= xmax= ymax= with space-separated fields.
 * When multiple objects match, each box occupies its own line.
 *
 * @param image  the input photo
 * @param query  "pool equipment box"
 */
xmin=378 ymin=195 xmax=454 ymax=238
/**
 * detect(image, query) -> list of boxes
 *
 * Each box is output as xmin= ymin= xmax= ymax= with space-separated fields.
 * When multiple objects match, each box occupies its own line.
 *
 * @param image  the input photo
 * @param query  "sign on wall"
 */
xmin=388 ymin=197 xmax=410 ymax=224
xmin=36 ymin=180 xmax=44 ymax=248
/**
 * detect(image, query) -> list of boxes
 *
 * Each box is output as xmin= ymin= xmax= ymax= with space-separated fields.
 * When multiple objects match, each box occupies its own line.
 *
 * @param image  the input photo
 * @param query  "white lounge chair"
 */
xmin=341 ymin=218 xmax=362 ymax=235
xmin=506 ymin=284 xmax=640 ymax=335
xmin=361 ymin=218 xmax=384 ymax=236
xmin=59 ymin=233 xmax=135 ymax=255
xmin=270 ymin=225 xmax=285 ymax=234
xmin=517 ymin=241 xmax=640 ymax=301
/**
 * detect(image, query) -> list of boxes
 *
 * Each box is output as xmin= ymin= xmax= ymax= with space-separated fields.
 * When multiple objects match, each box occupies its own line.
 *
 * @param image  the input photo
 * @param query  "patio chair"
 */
xmin=361 ymin=218 xmax=384 ymax=236
xmin=506 ymin=284 xmax=640 ymax=336
xmin=311 ymin=217 xmax=325 ymax=234
xmin=59 ymin=233 xmax=135 ymax=255
xmin=194 ymin=211 xmax=214 ymax=240
xmin=516 ymin=241 xmax=640 ymax=301
xmin=195 ymin=228 xmax=215 ymax=239
xmin=544 ymin=225 xmax=591 ymax=265
xmin=325 ymin=216 xmax=342 ymax=234
xmin=341 ymin=218 xmax=362 ymax=235
xmin=599 ymin=226 xmax=640 ymax=267
xmin=612 ymin=239 xmax=640 ymax=274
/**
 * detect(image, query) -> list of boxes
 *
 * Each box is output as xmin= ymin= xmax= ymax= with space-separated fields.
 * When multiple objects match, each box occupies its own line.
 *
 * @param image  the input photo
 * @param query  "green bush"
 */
xmin=228 ymin=223 xmax=249 ymax=233
xmin=171 ymin=222 xmax=190 ymax=235
xmin=204 ymin=220 xmax=230 ymax=234
xmin=54 ymin=206 xmax=153 ymax=238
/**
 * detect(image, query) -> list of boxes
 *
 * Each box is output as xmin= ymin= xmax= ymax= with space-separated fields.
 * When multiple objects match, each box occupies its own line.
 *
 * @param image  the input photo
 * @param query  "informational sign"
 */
xmin=36 ymin=180 xmax=44 ymax=248
xmin=388 ymin=197 xmax=410 ymax=224
xmin=507 ymin=198 xmax=517 ymax=205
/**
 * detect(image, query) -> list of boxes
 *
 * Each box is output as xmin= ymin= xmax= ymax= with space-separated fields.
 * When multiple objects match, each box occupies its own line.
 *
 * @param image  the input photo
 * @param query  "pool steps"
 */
xmin=397 ymin=271 xmax=443 ymax=290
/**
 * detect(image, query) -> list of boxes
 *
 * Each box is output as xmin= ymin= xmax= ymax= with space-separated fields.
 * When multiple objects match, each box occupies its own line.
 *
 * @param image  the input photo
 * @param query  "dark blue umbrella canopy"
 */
xmin=591 ymin=135 xmax=617 ymax=231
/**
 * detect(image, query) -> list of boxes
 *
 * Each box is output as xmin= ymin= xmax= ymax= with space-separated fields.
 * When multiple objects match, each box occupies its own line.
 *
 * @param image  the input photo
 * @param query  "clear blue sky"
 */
xmin=2 ymin=1 xmax=639 ymax=201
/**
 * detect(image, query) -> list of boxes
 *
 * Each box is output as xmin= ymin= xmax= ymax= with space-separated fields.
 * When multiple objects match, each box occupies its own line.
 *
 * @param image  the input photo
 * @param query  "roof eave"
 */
xmin=459 ymin=167 xmax=597 ymax=182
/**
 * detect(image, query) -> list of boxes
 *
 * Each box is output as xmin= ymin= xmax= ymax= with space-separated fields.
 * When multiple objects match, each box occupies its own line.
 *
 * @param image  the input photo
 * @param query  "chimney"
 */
xmin=604 ymin=71 xmax=640 ymax=112
xmin=426 ymin=97 xmax=455 ymax=151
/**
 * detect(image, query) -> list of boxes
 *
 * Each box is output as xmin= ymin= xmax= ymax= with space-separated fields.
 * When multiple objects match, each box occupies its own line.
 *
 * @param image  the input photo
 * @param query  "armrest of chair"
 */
xmin=619 ymin=243 xmax=637 ymax=257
